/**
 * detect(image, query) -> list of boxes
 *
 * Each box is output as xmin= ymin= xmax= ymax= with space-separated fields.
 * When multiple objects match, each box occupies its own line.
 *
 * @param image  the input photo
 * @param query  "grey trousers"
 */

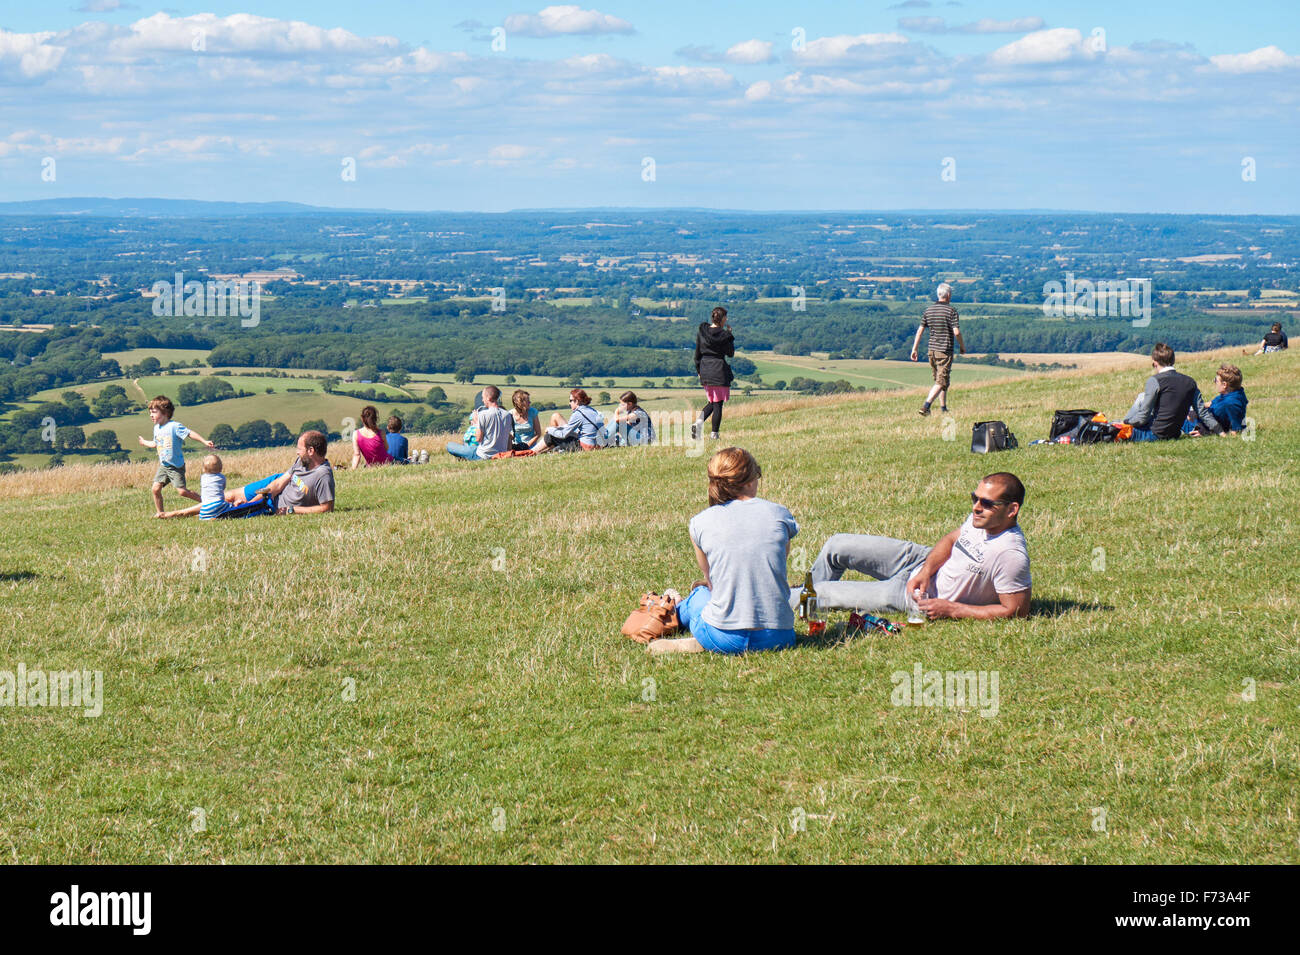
xmin=791 ymin=534 xmax=932 ymax=613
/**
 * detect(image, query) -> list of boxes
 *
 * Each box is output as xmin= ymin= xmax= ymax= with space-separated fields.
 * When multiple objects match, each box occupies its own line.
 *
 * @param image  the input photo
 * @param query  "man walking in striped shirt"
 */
xmin=910 ymin=283 xmax=966 ymax=416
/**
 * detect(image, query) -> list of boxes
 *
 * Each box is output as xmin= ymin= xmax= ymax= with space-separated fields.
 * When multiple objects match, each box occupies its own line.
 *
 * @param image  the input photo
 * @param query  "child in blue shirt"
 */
xmin=138 ymin=395 xmax=215 ymax=516
xmin=386 ymin=415 xmax=409 ymax=463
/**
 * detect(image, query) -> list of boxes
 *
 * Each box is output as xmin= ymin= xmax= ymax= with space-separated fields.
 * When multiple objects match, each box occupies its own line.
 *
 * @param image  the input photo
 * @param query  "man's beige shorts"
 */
xmin=929 ymin=350 xmax=953 ymax=389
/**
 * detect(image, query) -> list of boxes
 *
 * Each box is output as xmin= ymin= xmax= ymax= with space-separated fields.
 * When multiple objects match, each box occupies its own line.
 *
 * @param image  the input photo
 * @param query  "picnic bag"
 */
xmin=620 ymin=592 xmax=681 ymax=643
xmin=970 ymin=420 xmax=1018 ymax=453
xmin=1077 ymin=414 xmax=1121 ymax=444
xmin=1050 ymin=409 xmax=1098 ymax=442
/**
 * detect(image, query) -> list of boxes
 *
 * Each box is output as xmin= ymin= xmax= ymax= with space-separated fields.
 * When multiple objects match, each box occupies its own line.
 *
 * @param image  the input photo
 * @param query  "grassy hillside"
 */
xmin=0 ymin=348 xmax=1296 ymax=863
xmin=742 ymin=351 xmax=1029 ymax=389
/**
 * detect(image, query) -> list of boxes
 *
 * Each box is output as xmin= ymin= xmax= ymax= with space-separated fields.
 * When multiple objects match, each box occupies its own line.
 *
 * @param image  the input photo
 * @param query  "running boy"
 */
xmin=138 ymin=395 xmax=216 ymax=516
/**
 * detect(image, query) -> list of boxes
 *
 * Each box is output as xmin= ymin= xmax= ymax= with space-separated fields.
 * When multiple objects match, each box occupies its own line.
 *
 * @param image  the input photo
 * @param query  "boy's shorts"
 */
xmin=928 ymin=350 xmax=953 ymax=389
xmin=153 ymin=463 xmax=186 ymax=489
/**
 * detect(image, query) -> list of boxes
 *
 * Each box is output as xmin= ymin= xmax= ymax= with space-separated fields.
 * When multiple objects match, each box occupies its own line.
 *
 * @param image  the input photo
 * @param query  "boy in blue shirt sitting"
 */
xmin=386 ymin=415 xmax=409 ymax=463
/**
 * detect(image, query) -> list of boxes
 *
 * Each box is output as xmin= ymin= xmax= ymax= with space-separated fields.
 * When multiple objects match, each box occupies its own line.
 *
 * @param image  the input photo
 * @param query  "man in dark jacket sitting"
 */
xmin=1123 ymin=343 xmax=1221 ymax=441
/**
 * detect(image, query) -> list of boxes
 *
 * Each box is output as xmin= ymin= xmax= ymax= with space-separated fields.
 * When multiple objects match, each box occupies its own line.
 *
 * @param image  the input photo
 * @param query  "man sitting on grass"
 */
xmin=1123 ymin=342 xmax=1221 ymax=441
xmin=796 ymin=473 xmax=1031 ymax=620
xmin=240 ymin=430 xmax=335 ymax=515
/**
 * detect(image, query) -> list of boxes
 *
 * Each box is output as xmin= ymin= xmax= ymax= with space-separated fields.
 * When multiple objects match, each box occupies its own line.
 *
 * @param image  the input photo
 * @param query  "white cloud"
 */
xmin=487 ymin=144 xmax=540 ymax=161
xmin=562 ymin=53 xmax=623 ymax=72
xmin=963 ymin=18 xmax=1046 ymax=35
xmin=744 ymin=80 xmax=772 ymax=101
xmin=76 ymin=1 xmax=137 ymax=11
xmin=771 ymin=71 xmax=950 ymax=98
xmin=0 ymin=29 xmax=66 ymax=79
xmin=724 ymin=39 xmax=774 ymax=64
xmin=902 ymin=17 xmax=1046 ymax=35
xmin=1210 ymin=45 xmax=1300 ymax=73
xmin=650 ymin=65 xmax=734 ymax=90
xmin=361 ymin=47 xmax=468 ymax=75
xmin=502 ymin=6 xmax=634 ymax=38
xmin=777 ymin=72 xmax=869 ymax=96
xmin=795 ymin=33 xmax=911 ymax=65
xmin=988 ymin=28 xmax=1095 ymax=66
xmin=110 ymin=13 xmax=401 ymax=58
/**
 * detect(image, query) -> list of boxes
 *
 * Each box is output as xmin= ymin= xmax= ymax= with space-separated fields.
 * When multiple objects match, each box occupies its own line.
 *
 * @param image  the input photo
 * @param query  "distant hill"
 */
xmin=0 ymin=198 xmax=1106 ymax=217
xmin=0 ymin=197 xmax=391 ymax=217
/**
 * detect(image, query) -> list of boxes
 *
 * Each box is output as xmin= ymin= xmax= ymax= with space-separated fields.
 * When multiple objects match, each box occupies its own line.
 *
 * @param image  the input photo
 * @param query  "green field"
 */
xmin=103 ymin=347 xmax=211 ymax=367
xmin=1 ymin=348 xmax=1295 ymax=862
xmin=742 ymin=351 xmax=1026 ymax=389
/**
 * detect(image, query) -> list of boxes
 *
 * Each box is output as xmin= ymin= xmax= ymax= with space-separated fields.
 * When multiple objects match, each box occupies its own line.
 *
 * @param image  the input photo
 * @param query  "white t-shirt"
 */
xmin=933 ymin=517 xmax=1031 ymax=606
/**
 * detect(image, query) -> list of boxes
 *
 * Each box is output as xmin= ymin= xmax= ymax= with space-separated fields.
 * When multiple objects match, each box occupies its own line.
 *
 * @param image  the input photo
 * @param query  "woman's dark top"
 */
xmin=1263 ymin=329 xmax=1287 ymax=349
xmin=694 ymin=323 xmax=735 ymax=387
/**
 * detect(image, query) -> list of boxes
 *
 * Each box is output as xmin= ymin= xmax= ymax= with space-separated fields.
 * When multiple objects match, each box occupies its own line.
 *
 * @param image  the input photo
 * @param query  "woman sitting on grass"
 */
xmin=350 ymin=405 xmax=393 ymax=468
xmin=649 ymin=446 xmax=799 ymax=655
xmin=607 ymin=391 xmax=655 ymax=447
xmin=509 ymin=389 xmax=543 ymax=451
xmin=534 ymin=388 xmax=606 ymax=453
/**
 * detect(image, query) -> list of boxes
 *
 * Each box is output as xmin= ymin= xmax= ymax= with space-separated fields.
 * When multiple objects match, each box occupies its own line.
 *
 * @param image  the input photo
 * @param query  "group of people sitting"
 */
xmin=1121 ymin=343 xmax=1249 ymax=440
xmin=446 ymin=386 xmax=655 ymax=460
xmin=650 ymin=447 xmax=1032 ymax=655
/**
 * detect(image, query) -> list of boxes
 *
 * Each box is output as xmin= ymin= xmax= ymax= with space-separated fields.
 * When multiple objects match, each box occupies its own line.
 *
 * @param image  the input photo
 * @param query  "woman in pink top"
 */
xmin=350 ymin=405 xmax=393 ymax=468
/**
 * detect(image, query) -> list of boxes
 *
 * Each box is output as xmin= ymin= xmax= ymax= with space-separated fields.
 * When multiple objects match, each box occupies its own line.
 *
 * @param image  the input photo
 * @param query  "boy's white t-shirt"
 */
xmin=198 ymin=472 xmax=229 ymax=519
xmin=933 ymin=517 xmax=1032 ymax=605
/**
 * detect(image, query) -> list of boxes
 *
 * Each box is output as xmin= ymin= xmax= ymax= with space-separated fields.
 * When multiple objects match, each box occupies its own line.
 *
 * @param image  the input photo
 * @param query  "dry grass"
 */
xmin=0 ymin=432 xmax=456 ymax=502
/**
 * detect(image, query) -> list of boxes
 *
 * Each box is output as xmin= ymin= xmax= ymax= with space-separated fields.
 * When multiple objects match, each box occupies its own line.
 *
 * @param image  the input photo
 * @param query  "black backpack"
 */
xmin=1077 ymin=420 xmax=1120 ymax=444
xmin=971 ymin=420 xmax=1018 ymax=453
xmin=1050 ymin=409 xmax=1098 ymax=442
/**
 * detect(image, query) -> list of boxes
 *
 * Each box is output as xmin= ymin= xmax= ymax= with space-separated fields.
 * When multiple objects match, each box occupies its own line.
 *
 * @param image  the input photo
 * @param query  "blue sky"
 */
xmin=1 ymin=2 xmax=1296 ymax=212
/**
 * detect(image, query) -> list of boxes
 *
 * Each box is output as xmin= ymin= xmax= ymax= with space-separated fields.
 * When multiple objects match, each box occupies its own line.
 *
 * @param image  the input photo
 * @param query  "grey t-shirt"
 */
xmin=689 ymin=497 xmax=798 ymax=631
xmin=475 ymin=406 xmax=514 ymax=458
xmin=278 ymin=459 xmax=335 ymax=510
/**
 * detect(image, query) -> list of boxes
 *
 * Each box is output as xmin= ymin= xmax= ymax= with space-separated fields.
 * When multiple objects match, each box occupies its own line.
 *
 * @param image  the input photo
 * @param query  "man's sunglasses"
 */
xmin=971 ymin=493 xmax=1010 ymax=509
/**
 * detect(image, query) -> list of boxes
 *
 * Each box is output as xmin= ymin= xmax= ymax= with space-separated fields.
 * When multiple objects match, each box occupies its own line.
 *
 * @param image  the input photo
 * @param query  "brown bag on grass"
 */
xmin=621 ymin=592 xmax=681 ymax=643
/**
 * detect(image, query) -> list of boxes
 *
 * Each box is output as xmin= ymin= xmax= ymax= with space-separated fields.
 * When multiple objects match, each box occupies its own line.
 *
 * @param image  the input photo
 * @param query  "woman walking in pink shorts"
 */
xmin=692 ymin=306 xmax=735 ymax=441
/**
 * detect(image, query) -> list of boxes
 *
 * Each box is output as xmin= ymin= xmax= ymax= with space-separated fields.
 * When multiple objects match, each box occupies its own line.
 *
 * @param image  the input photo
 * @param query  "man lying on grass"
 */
xmin=239 ymin=430 xmax=336 ymax=515
xmin=798 ymin=472 xmax=1031 ymax=621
